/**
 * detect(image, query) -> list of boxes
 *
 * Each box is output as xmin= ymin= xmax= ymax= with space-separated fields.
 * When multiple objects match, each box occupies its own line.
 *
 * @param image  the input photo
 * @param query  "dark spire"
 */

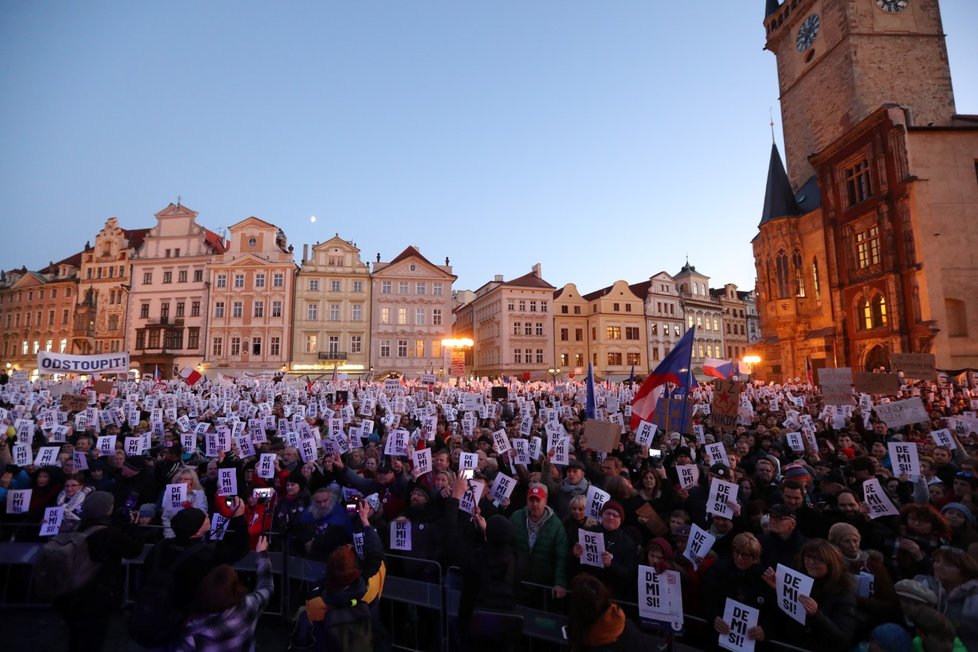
xmin=766 ymin=0 xmax=780 ymax=18
xmin=760 ymin=142 xmax=801 ymax=226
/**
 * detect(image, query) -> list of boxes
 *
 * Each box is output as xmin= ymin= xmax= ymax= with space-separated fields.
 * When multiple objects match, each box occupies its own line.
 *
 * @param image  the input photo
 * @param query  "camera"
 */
xmin=345 ymin=499 xmax=360 ymax=514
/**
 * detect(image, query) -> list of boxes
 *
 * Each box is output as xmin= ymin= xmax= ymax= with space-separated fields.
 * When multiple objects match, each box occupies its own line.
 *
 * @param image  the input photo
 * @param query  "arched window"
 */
xmin=811 ymin=257 xmax=821 ymax=302
xmin=776 ymin=250 xmax=790 ymax=299
xmin=912 ymin=286 xmax=922 ymax=322
xmin=766 ymin=257 xmax=774 ymax=298
xmin=793 ymin=249 xmax=805 ymax=298
xmin=859 ymin=298 xmax=872 ymax=331
xmin=871 ymin=295 xmax=887 ymax=328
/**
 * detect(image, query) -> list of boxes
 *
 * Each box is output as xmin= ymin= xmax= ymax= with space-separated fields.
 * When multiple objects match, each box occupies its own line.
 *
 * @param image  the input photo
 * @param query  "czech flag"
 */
xmin=630 ymin=327 xmax=696 ymax=431
xmin=179 ymin=367 xmax=202 ymax=387
xmin=703 ymin=358 xmax=735 ymax=380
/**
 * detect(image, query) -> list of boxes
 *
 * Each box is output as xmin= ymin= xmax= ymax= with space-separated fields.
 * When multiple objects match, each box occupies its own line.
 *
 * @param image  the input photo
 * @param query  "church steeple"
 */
xmin=759 ymin=142 xmax=800 ymax=226
xmin=765 ymin=0 xmax=779 ymax=18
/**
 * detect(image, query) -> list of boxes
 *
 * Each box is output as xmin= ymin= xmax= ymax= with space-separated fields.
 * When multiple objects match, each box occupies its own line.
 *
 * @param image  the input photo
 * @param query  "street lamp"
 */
xmin=548 ymin=367 xmax=561 ymax=383
xmin=742 ymin=355 xmax=761 ymax=382
xmin=441 ymin=338 xmax=473 ymax=385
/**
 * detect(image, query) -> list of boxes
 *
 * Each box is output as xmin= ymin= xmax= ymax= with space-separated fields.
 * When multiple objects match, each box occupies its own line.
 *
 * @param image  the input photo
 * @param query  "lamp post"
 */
xmin=548 ymin=367 xmax=561 ymax=383
xmin=742 ymin=355 xmax=761 ymax=383
xmin=441 ymin=338 xmax=473 ymax=385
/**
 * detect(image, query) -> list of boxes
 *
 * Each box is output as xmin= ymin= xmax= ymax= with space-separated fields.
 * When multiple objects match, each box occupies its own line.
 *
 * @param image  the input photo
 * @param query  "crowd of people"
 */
xmin=1 ymin=369 xmax=978 ymax=651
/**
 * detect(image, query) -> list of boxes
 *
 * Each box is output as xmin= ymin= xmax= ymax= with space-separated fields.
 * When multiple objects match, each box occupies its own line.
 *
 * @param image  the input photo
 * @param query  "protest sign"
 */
xmin=891 ymin=352 xmax=937 ymax=381
xmin=635 ymin=420 xmax=658 ymax=447
xmin=776 ymin=564 xmax=814 ymax=625
xmin=853 ymin=372 xmax=901 ymax=395
xmin=458 ymin=479 xmax=485 ymax=515
xmin=489 ymin=472 xmax=517 ymax=505
xmin=492 ymin=429 xmax=511 ymax=454
xmin=638 ymin=565 xmax=684 ymax=630
xmin=707 ymin=478 xmax=739 ymax=519
xmin=579 ymin=530 xmax=606 ymax=568
xmin=873 ymin=397 xmax=929 ymax=429
xmin=719 ymin=599 xmax=759 ymax=652
xmin=257 ymin=453 xmax=276 ymax=479
xmin=210 ymin=513 xmax=230 ymax=541
xmin=459 ymin=452 xmax=478 ymax=471
xmin=412 ymin=447 xmax=432 ymax=476
xmin=38 ymin=351 xmax=129 ymax=375
xmin=586 ymin=485 xmax=611 ymax=520
xmin=818 ymin=368 xmax=853 ymax=406
xmin=217 ymin=468 xmax=238 ymax=497
xmin=683 ymin=524 xmax=716 ymax=571
xmin=390 ymin=519 xmax=412 ymax=551
xmin=34 ymin=446 xmax=60 ymax=468
xmin=863 ymin=478 xmax=899 ymax=518
xmin=512 ymin=438 xmax=530 ymax=465
xmin=60 ymin=394 xmax=89 ymax=413
xmin=39 ymin=506 xmax=65 ymax=537
xmin=931 ymin=428 xmax=956 ymax=450
xmin=72 ymin=451 xmax=89 ymax=471
xmin=704 ymin=442 xmax=729 ymax=468
xmin=580 ymin=420 xmax=621 ymax=453
xmin=7 ymin=489 xmax=32 ymax=514
xmin=711 ymin=380 xmax=743 ymax=433
xmin=12 ymin=443 xmax=32 ymax=467
xmin=887 ymin=442 xmax=920 ymax=481
xmin=676 ymin=464 xmax=700 ymax=490
xmin=165 ymin=483 xmax=188 ymax=510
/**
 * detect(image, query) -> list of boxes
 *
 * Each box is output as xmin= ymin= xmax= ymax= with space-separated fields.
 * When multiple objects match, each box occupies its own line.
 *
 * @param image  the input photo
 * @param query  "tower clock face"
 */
xmin=795 ymin=14 xmax=821 ymax=52
xmin=875 ymin=0 xmax=909 ymax=12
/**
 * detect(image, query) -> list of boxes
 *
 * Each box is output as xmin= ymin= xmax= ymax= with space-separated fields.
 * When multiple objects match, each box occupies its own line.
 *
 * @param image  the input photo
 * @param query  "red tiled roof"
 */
xmin=503 ymin=271 xmax=555 ymax=289
xmin=388 ymin=246 xmax=427 ymax=266
xmin=124 ymin=228 xmax=151 ymax=252
xmin=203 ymin=229 xmax=227 ymax=254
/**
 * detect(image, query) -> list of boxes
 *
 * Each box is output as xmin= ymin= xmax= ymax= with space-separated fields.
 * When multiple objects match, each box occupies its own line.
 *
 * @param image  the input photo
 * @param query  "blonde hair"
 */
xmin=174 ymin=467 xmax=204 ymax=492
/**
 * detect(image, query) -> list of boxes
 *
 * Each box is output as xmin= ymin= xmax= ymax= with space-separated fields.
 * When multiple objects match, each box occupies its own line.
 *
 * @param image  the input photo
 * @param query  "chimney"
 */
xmin=494 ymin=275 xmax=503 ymax=282
xmin=302 ymin=244 xmax=308 ymax=264
xmin=532 ymin=263 xmax=542 ymax=277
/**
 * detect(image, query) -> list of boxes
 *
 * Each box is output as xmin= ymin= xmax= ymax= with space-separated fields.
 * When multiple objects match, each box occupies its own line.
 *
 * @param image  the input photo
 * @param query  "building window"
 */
xmin=575 ymin=328 xmax=583 ymax=342
xmin=193 ymin=270 xmax=203 ymax=282
xmin=272 ymin=273 xmax=284 ymax=287
xmin=859 ymin=298 xmax=873 ymax=331
xmin=856 ymin=226 xmax=881 ymax=269
xmin=382 ymin=281 xmax=392 ymax=294
xmin=561 ymin=305 xmax=568 ymax=314
xmin=272 ymin=301 xmax=282 ymax=318
xmin=416 ymin=308 xmax=425 ymax=325
xmin=513 ymin=322 xmax=521 ymax=335
xmin=352 ymin=304 xmax=363 ymax=321
xmin=212 ymin=337 xmax=223 ymax=356
xmin=535 ymin=322 xmax=544 ymax=336
xmin=432 ymin=283 xmax=443 ymax=296
xmin=514 ymin=349 xmax=522 ymax=364
xmin=270 ymin=336 xmax=280 ymax=357
xmin=214 ymin=303 xmax=225 ymax=318
xmin=397 ymin=308 xmax=407 ymax=325
xmin=652 ymin=348 xmax=660 ymax=361
xmin=234 ymin=274 xmax=245 ymax=289
xmin=575 ymin=353 xmax=584 ymax=366
xmin=608 ymin=352 xmax=623 ymax=365
xmin=163 ymin=271 xmax=172 ymax=284
xmin=328 ymin=304 xmax=340 ymax=321
xmin=252 ymin=338 xmax=262 ymax=356
xmin=255 ymin=273 xmax=265 ymax=288
xmin=613 ymin=303 xmax=620 ymax=312
xmin=792 ymin=249 xmax=805 ymax=298
xmin=305 ymin=335 xmax=318 ymax=353
xmin=398 ymin=281 xmax=409 ymax=294
xmin=216 ymin=274 xmax=227 ymax=288
xmin=415 ymin=340 xmax=425 ymax=357
xmin=175 ymin=302 xmax=185 ymax=317
xmin=308 ymin=279 xmax=319 ymax=291
xmin=573 ymin=305 xmax=581 ymax=315
xmin=148 ymin=330 xmax=160 ymax=349
xmin=254 ymin=301 xmax=264 ymax=318
xmin=560 ymin=328 xmax=569 ymax=341
xmin=307 ymin=303 xmax=318 ymax=320
xmin=143 ymin=272 xmax=153 ymax=285
xmin=509 ymin=301 xmax=516 ymax=311
xmin=416 ymin=282 xmax=426 ymax=295
xmin=327 ymin=255 xmax=342 ymax=266
xmin=331 ymin=280 xmax=341 ymax=292
xmin=188 ymin=327 xmax=199 ymax=349
xmin=627 ymin=352 xmax=641 ymax=366
xmin=351 ymin=335 xmax=362 ymax=354
xmin=380 ymin=340 xmax=390 ymax=357
xmin=530 ymin=301 xmax=537 ymax=312
xmin=397 ymin=340 xmax=408 ymax=357
xmin=140 ymin=304 xmax=150 ymax=319
xmin=230 ymin=337 xmax=241 ymax=356
xmin=524 ymin=323 xmax=533 ymax=336
xmin=191 ymin=301 xmax=200 ymax=317
xmin=812 ymin=257 xmax=821 ymax=301
xmin=353 ymin=280 xmax=363 ymax=293
xmin=165 ymin=328 xmax=182 ymax=350
xmin=432 ymin=309 xmax=442 ymax=326
xmin=872 ymin=294 xmax=888 ymax=328
xmin=776 ymin=250 xmax=790 ymax=298
xmin=232 ymin=302 xmax=243 ymax=318
xmin=519 ymin=300 xmax=526 ymax=312
xmin=178 ymin=270 xmax=187 ymax=283
xmin=380 ymin=307 xmax=390 ymax=324
xmin=844 ymin=158 xmax=873 ymax=207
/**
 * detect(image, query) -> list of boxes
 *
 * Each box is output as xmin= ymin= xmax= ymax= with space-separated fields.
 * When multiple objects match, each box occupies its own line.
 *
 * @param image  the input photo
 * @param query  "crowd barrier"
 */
xmin=0 ymin=524 xmax=813 ymax=652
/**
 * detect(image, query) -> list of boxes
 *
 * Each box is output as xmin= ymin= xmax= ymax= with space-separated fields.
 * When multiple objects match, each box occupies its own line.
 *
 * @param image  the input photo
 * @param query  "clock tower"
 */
xmin=764 ymin=0 xmax=956 ymax=188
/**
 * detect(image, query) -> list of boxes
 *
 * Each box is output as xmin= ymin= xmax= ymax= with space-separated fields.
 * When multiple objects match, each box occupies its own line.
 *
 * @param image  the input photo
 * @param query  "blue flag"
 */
xmin=585 ymin=362 xmax=596 ymax=419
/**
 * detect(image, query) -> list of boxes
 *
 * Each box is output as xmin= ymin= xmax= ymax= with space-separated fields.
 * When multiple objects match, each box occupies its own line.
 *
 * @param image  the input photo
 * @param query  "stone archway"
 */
xmin=864 ymin=344 xmax=889 ymax=372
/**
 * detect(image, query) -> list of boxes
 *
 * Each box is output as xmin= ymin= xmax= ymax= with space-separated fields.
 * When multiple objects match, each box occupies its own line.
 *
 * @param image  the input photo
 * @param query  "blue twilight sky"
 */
xmin=1 ymin=1 xmax=976 ymax=295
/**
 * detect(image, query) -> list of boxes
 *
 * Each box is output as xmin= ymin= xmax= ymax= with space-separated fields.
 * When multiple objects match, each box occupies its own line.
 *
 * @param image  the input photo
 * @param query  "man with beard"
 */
xmin=823 ymin=488 xmax=887 ymax=551
xmin=297 ymin=486 xmax=350 ymax=554
xmin=393 ymin=484 xmax=458 ymax=583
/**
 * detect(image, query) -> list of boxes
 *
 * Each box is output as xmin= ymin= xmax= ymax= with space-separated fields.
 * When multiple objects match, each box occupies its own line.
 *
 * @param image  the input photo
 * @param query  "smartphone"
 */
xmin=649 ymin=448 xmax=662 ymax=458
xmin=345 ymin=499 xmax=359 ymax=514
xmin=224 ymin=497 xmax=235 ymax=508
xmin=460 ymin=469 xmax=475 ymax=480
xmin=252 ymin=487 xmax=273 ymax=502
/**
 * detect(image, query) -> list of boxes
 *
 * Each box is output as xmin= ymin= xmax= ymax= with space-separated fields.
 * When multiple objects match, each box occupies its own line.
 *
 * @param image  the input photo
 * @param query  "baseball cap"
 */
xmin=527 ymin=483 xmax=548 ymax=500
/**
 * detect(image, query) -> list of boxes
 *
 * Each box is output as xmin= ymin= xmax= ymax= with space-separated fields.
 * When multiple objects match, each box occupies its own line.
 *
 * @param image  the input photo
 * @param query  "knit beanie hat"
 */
xmin=80 ymin=491 xmax=114 ymax=520
xmin=601 ymin=501 xmax=625 ymax=520
xmin=942 ymin=501 xmax=976 ymax=525
xmin=171 ymin=507 xmax=207 ymax=540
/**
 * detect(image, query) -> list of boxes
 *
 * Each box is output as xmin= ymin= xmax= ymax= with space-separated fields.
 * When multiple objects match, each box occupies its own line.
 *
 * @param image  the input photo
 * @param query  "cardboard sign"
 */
xmin=874 ymin=397 xmax=929 ymax=429
xmin=853 ymin=372 xmax=901 ymax=395
xmin=776 ymin=564 xmax=814 ymax=625
xmin=580 ymin=420 xmax=621 ymax=453
xmin=636 ymin=502 xmax=669 ymax=536
xmin=638 ymin=565 xmax=684 ymax=629
xmin=684 ymin=523 xmax=716 ymax=571
xmin=60 ymin=394 xmax=89 ymax=413
xmin=891 ymin=352 xmax=937 ymax=381
xmin=818 ymin=367 xmax=853 ymax=406
xmin=390 ymin=519 xmax=412 ymax=551
xmin=579 ymin=530 xmax=606 ymax=568
xmin=863 ymin=478 xmax=899 ymax=519
xmin=217 ymin=467 xmax=238 ymax=497
xmin=719 ymin=599 xmax=759 ymax=652
xmin=711 ymin=380 xmax=743 ymax=433
xmin=707 ymin=478 xmax=739 ymax=519
xmin=887 ymin=442 xmax=920 ymax=481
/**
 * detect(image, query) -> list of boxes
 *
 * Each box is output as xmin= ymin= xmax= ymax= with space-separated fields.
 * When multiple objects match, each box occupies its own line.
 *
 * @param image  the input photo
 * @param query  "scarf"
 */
xmin=527 ymin=506 xmax=552 ymax=550
xmin=582 ymin=603 xmax=626 ymax=647
xmin=560 ymin=478 xmax=590 ymax=496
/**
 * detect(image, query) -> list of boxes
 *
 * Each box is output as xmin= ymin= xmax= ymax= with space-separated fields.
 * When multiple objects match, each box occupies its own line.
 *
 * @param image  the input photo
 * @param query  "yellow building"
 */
xmin=553 ymin=283 xmax=590 ymax=378
xmin=291 ymin=235 xmax=371 ymax=378
xmin=206 ymin=217 xmax=296 ymax=375
xmin=582 ymin=280 xmax=648 ymax=381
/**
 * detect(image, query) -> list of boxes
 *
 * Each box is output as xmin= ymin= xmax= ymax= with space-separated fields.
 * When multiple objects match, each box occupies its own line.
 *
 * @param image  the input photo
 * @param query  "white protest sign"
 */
xmin=513 ymin=438 xmax=530 ymax=466
xmin=863 ymin=478 xmax=899 ymax=518
xmin=72 ymin=450 xmax=89 ymax=471
xmin=683 ymin=523 xmax=716 ymax=571
xmin=459 ymin=479 xmax=485 ymax=515
xmin=459 ymin=452 xmax=479 ymax=471
xmin=638 ymin=565 xmax=684 ymax=629
xmin=552 ymin=436 xmax=570 ymax=466
xmin=776 ymin=563 xmax=814 ymax=625
xmin=210 ymin=513 xmax=230 ymax=541
xmin=704 ymin=442 xmax=729 ymax=468
xmin=181 ymin=433 xmax=197 ymax=452
xmin=217 ymin=467 xmax=238 ymax=497
xmin=412 ymin=447 xmax=432 ymax=476
xmin=34 ymin=446 xmax=61 ymax=468
xmin=786 ymin=432 xmax=805 ymax=452
xmin=707 ymin=478 xmax=740 ymax=519
xmin=12 ymin=443 xmax=32 ymax=466
xmin=489 ymin=472 xmax=517 ymax=505
xmin=528 ymin=436 xmax=542 ymax=461
xmin=390 ymin=519 xmax=412 ymax=551
xmin=719 ymin=599 xmax=759 ymax=652
xmin=677 ymin=464 xmax=700 ymax=490
xmin=579 ymin=530 xmax=606 ymax=568
xmin=887 ymin=441 xmax=920 ymax=481
xmin=873 ymin=397 xmax=929 ymax=429
xmin=931 ymin=428 xmax=956 ymax=450
xmin=125 ymin=436 xmax=142 ymax=457
xmin=165 ymin=483 xmax=188 ymax=510
xmin=635 ymin=420 xmax=658 ymax=448
xmin=586 ymin=484 xmax=611 ymax=520
xmin=298 ymin=437 xmax=318 ymax=463
xmin=40 ymin=506 xmax=65 ymax=536
xmin=693 ymin=424 xmax=706 ymax=445
xmin=385 ymin=429 xmax=408 ymax=457
xmin=6 ymin=489 xmax=32 ymax=514
xmin=257 ymin=453 xmax=276 ymax=479
xmin=492 ymin=429 xmax=511 ymax=454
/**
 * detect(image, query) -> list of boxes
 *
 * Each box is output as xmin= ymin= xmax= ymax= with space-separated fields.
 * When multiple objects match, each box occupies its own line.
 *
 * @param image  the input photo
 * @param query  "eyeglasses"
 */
xmin=733 ymin=551 xmax=758 ymax=560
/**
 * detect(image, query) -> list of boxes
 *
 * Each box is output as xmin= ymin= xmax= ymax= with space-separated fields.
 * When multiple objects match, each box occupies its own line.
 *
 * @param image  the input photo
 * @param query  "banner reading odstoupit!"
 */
xmin=36 ymin=351 xmax=131 ymax=374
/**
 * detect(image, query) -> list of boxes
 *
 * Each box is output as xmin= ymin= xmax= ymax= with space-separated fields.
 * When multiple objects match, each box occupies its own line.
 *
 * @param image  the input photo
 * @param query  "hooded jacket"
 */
xmin=510 ymin=504 xmax=569 ymax=589
xmin=914 ymin=575 xmax=978 ymax=651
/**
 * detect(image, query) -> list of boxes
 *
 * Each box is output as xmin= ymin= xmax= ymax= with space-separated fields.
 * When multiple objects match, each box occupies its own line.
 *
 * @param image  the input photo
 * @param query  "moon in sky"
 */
xmin=310 ymin=215 xmax=317 ymax=223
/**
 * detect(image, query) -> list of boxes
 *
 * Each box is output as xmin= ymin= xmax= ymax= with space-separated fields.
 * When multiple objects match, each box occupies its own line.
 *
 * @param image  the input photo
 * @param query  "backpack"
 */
xmin=127 ymin=543 xmax=201 ymax=647
xmin=320 ymin=599 xmax=374 ymax=652
xmin=33 ymin=525 xmax=107 ymax=600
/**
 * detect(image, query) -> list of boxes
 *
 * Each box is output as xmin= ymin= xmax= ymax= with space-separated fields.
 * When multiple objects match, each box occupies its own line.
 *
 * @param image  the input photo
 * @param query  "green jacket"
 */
xmin=510 ymin=506 xmax=569 ymax=589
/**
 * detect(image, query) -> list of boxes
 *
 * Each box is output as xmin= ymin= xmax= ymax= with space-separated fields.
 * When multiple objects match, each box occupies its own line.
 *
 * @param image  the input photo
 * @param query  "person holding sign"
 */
xmin=703 ymin=533 xmax=775 ymax=646
xmin=161 ymin=468 xmax=209 ymax=539
xmin=510 ymin=482 xmax=570 ymax=600
xmin=54 ymin=474 xmax=92 ymax=533
xmin=571 ymin=501 xmax=639 ymax=600
xmin=776 ymin=539 xmax=859 ymax=652
xmin=827 ymin=523 xmax=900 ymax=637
